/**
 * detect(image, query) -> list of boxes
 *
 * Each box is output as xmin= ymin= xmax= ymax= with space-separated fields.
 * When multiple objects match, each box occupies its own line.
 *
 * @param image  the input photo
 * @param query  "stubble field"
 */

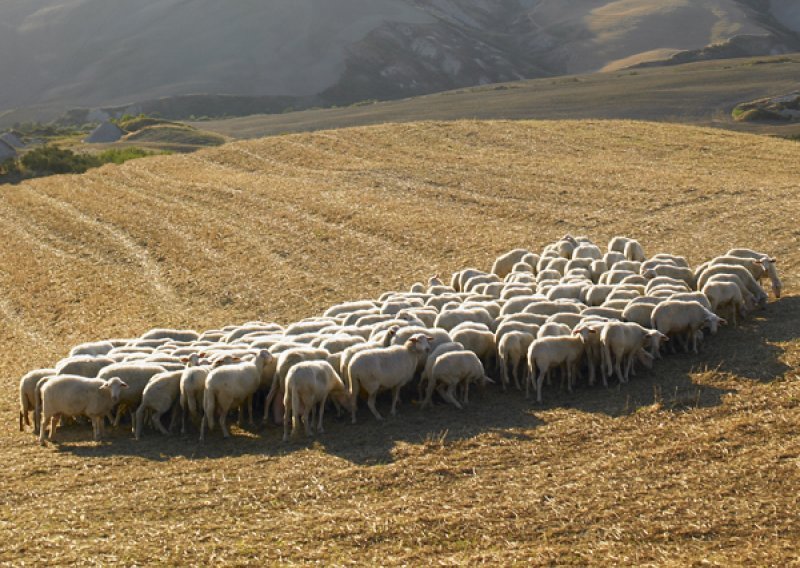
xmin=0 ymin=120 xmax=798 ymax=565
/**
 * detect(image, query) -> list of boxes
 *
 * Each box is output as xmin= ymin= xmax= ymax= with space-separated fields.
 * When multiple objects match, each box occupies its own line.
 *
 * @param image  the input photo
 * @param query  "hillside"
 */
xmin=1 ymin=120 xmax=799 ymax=564
xmin=1 ymin=1 xmax=799 ymax=121
xmin=190 ymin=54 xmax=800 ymax=140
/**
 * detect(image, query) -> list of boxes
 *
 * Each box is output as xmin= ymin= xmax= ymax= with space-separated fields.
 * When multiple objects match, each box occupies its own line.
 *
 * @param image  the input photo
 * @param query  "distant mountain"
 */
xmin=1 ymin=0 xmax=798 ymax=122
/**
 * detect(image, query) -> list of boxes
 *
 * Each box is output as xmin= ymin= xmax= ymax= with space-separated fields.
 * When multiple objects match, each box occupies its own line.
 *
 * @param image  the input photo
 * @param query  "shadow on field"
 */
xmin=45 ymin=297 xmax=796 ymax=465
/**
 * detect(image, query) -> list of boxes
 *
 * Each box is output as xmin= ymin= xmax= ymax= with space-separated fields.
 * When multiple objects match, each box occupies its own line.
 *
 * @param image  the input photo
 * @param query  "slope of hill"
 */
xmin=1 ymin=120 xmax=798 ymax=564
xmin=190 ymin=54 xmax=800 ymax=139
xmin=1 ymin=1 xmax=798 ymax=119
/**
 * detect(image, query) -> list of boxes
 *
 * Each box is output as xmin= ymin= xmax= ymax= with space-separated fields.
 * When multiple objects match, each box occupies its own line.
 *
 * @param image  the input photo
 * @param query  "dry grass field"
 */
xmin=191 ymin=54 xmax=800 ymax=141
xmin=1 ymin=120 xmax=798 ymax=565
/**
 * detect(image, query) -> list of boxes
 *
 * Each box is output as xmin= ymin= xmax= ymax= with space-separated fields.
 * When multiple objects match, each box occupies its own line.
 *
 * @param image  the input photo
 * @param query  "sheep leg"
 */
xmin=152 ymin=411 xmax=169 ymax=435
xmin=536 ymin=368 xmax=547 ymax=404
xmin=615 ymin=353 xmax=626 ymax=384
xmin=168 ymin=404 xmax=180 ymax=433
xmin=263 ymin=378 xmax=278 ymax=425
xmin=220 ymin=410 xmax=230 ymax=438
xmin=389 ymin=386 xmax=402 ymax=416
xmin=367 ymin=391 xmax=383 ymax=421
xmin=462 ymin=379 xmax=470 ymax=405
xmin=134 ymin=405 xmax=146 ymax=440
xmin=48 ymin=414 xmax=60 ymax=441
xmin=500 ymin=357 xmax=509 ymax=392
xmin=282 ymin=395 xmax=292 ymax=442
xmin=422 ymin=375 xmax=437 ymax=409
xmin=303 ymin=405 xmax=313 ymax=437
xmin=350 ymin=393 xmax=358 ymax=424
xmin=439 ymin=384 xmax=462 ymax=409
xmin=199 ymin=416 xmax=208 ymax=442
xmin=513 ymin=358 xmax=523 ymax=391
xmin=38 ymin=414 xmax=51 ymax=445
xmin=317 ymin=396 xmax=328 ymax=434
xmin=92 ymin=416 xmax=104 ymax=441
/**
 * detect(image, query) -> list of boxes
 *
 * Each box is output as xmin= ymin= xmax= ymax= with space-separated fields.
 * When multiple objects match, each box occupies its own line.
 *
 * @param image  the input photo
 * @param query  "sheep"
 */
xmin=434 ymin=307 xmax=494 ymax=332
xmin=527 ymin=335 xmax=585 ymax=402
xmin=651 ymin=253 xmax=689 ymax=268
xmin=492 ymin=249 xmax=532 ymax=278
xmin=645 ymin=276 xmax=689 ymax=294
xmin=263 ymin=347 xmax=330 ymax=425
xmin=140 ymin=329 xmax=200 ymax=343
xmin=282 ymin=360 xmax=350 ymax=441
xmin=19 ymin=368 xmax=55 ymax=432
xmin=603 ymin=251 xmax=626 ymax=267
xmin=546 ymin=283 xmax=589 ymax=302
xmin=545 ymin=312 xmax=584 ymax=329
xmin=97 ymin=363 xmax=169 ymax=428
xmin=622 ymin=303 xmax=657 ymax=329
xmin=286 ymin=319 xmax=337 ymax=336
xmin=200 ymin=350 xmax=272 ymax=440
xmin=524 ymin=301 xmax=582 ymax=317
xmin=599 ymin=322 xmax=667 ymax=384
xmin=572 ymin=244 xmax=603 ymax=260
xmin=623 ymin=241 xmax=646 ymax=262
xmin=497 ymin=331 xmax=535 ymax=391
xmin=643 ymin=264 xmax=694 ymax=285
xmin=618 ymin=274 xmax=648 ymax=287
xmin=585 ymin=285 xmax=615 ymax=306
xmin=347 ymin=333 xmax=432 ymax=422
xmin=419 ymin=341 xmax=465 ymax=398
xmin=55 ymin=355 xmax=115 ymax=378
xmin=500 ymin=286 xmax=535 ymax=300
xmin=702 ymin=280 xmax=748 ymax=326
xmin=725 ymin=248 xmax=782 ymax=297
xmin=651 ymin=301 xmax=725 ymax=354
xmin=69 ymin=341 xmax=115 ymax=358
xmin=696 ymin=264 xmax=768 ymax=307
xmin=667 ymin=292 xmax=712 ymax=311
xmin=599 ymin=270 xmax=636 ymax=285
xmin=320 ymin=334 xmax=365 ymax=355
xmin=134 ymin=370 xmax=184 ymax=440
xmin=324 ymin=300 xmax=378 ymax=318
xmin=537 ymin=322 xmax=572 ymax=338
xmin=450 ymin=327 xmax=496 ymax=372
xmin=581 ymin=307 xmax=624 ymax=320
xmin=495 ymin=320 xmax=541 ymax=345
xmin=38 ymin=376 xmax=129 ymax=444
xmin=423 ymin=351 xmax=490 ymax=409
xmin=613 ymin=261 xmax=642 ymax=273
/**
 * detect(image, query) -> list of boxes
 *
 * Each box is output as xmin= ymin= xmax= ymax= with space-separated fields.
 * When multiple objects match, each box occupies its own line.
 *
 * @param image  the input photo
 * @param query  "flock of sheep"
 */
xmin=19 ymin=235 xmax=782 ymax=445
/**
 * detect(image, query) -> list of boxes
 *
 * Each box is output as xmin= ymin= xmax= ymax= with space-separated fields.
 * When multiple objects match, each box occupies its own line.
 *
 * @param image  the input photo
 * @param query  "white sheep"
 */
xmin=134 ymin=369 xmax=184 ymax=439
xmin=492 ymin=249 xmax=532 ymax=278
xmin=450 ymin=326 xmax=496 ymax=372
xmin=725 ymin=248 xmax=782 ymax=297
xmin=527 ymin=335 xmax=585 ymax=402
xmin=651 ymin=301 xmax=725 ymax=354
xmin=55 ymin=355 xmax=115 ymax=378
xmin=201 ymin=350 xmax=272 ymax=440
xmin=702 ymin=280 xmax=748 ymax=326
xmin=69 ymin=341 xmax=115 ymax=358
xmin=282 ymin=360 xmax=351 ymax=441
xmin=497 ymin=331 xmax=535 ymax=391
xmin=419 ymin=341 xmax=465 ymax=398
xmin=38 ymin=376 xmax=129 ymax=444
xmin=599 ymin=322 xmax=666 ymax=384
xmin=695 ymin=264 xmax=768 ymax=307
xmin=140 ymin=328 xmax=200 ymax=342
xmin=18 ymin=368 xmax=55 ymax=432
xmin=263 ymin=347 xmax=329 ymax=425
xmin=97 ymin=363 xmax=168 ymax=428
xmin=423 ymin=350 xmax=490 ymax=409
xmin=347 ymin=333 xmax=432 ymax=422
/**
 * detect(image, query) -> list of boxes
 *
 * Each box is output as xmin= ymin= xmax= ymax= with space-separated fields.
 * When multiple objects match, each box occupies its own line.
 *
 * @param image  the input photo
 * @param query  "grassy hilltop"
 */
xmin=1 ymin=120 xmax=798 ymax=564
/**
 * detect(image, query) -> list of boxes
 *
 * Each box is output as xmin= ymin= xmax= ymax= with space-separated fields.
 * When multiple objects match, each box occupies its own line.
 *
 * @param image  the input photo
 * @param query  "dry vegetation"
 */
xmin=1 ymin=120 xmax=798 ymax=565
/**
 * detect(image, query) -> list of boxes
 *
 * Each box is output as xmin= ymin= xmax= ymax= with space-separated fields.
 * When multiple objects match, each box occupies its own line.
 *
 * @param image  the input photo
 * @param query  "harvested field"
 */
xmin=1 ymin=120 xmax=799 ymax=565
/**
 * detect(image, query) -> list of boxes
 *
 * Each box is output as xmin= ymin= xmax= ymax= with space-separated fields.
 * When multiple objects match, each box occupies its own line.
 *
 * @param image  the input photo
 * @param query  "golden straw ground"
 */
xmin=1 ymin=120 xmax=798 ymax=564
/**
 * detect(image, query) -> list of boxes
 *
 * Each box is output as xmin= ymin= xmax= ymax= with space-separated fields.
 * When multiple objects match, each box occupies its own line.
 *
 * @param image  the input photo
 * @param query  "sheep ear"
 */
xmin=425 ymin=335 xmax=434 ymax=341
xmin=120 ymin=381 xmax=129 ymax=388
xmin=409 ymin=337 xmax=418 ymax=343
xmin=180 ymin=357 xmax=189 ymax=363
xmin=769 ymin=257 xmax=777 ymax=263
xmin=99 ymin=383 xmax=109 ymax=390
